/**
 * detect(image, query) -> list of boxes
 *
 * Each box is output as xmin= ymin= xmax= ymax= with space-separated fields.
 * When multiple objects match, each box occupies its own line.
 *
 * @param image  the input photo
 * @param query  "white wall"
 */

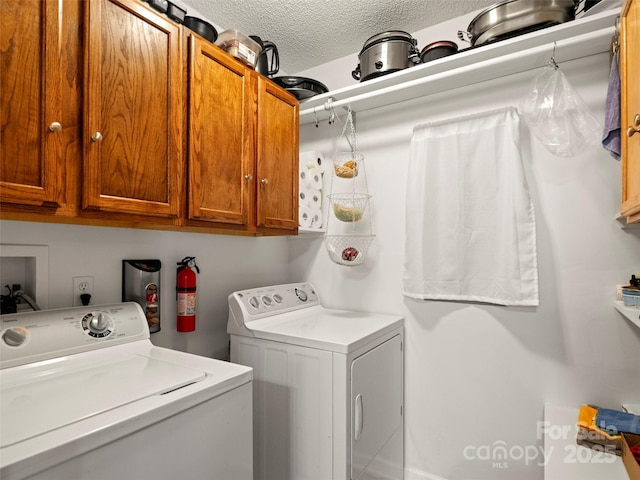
xmin=0 ymin=221 xmax=291 ymax=359
xmin=292 ymin=48 xmax=640 ymax=479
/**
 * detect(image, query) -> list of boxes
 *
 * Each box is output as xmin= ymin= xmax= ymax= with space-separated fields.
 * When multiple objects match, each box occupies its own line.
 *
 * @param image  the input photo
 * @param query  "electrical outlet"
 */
xmin=72 ymin=276 xmax=94 ymax=306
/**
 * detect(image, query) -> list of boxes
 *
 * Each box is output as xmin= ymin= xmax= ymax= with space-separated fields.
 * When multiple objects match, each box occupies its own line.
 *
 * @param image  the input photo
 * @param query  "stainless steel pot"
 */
xmin=458 ymin=0 xmax=577 ymax=47
xmin=352 ymin=30 xmax=420 ymax=82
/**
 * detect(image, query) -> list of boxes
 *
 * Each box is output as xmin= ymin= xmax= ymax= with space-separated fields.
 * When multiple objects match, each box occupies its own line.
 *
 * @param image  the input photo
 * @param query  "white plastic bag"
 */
xmin=520 ymin=64 xmax=602 ymax=157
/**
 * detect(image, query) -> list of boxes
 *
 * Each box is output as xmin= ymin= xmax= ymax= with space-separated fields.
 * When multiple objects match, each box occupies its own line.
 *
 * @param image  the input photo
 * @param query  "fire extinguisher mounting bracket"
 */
xmin=177 ymin=256 xmax=200 ymax=273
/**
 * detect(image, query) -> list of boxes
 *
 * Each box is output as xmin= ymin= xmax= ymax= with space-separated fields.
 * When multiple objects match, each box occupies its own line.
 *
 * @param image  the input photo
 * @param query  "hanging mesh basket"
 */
xmin=332 ymin=152 xmax=363 ymax=178
xmin=328 ymin=193 xmax=371 ymax=223
xmin=324 ymin=235 xmax=375 ymax=267
xmin=324 ymin=106 xmax=374 ymax=267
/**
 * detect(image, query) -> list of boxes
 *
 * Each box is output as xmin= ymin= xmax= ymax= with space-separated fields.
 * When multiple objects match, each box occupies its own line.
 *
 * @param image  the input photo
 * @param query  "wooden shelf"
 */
xmin=299 ymin=9 xmax=619 ymax=125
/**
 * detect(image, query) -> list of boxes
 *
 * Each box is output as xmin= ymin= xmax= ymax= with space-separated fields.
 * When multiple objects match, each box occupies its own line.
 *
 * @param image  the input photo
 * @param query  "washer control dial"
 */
xmin=2 ymin=327 xmax=29 ymax=347
xmin=295 ymin=288 xmax=308 ymax=302
xmin=249 ymin=296 xmax=260 ymax=309
xmin=82 ymin=312 xmax=114 ymax=338
xmin=272 ymin=294 xmax=283 ymax=304
xmin=262 ymin=296 xmax=272 ymax=306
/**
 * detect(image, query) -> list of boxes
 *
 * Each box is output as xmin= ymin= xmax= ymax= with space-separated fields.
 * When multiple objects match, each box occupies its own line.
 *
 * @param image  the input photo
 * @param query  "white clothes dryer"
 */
xmin=227 ymin=282 xmax=404 ymax=480
xmin=1 ymin=302 xmax=253 ymax=480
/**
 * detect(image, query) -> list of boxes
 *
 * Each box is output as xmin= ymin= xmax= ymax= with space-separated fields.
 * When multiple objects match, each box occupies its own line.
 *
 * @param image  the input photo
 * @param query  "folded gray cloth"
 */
xmin=602 ymin=51 xmax=621 ymax=159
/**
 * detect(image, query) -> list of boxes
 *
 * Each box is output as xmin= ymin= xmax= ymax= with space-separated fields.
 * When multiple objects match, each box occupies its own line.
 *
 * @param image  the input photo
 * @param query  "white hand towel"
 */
xmin=403 ymin=107 xmax=539 ymax=306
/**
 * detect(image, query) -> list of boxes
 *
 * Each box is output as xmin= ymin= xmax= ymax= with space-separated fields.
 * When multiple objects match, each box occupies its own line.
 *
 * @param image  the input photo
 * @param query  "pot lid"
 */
xmin=272 ymin=76 xmax=329 ymax=100
xmin=359 ymin=30 xmax=415 ymax=53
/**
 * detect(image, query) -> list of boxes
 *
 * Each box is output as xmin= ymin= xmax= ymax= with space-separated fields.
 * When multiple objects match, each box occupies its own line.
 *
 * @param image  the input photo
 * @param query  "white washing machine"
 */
xmin=227 ymin=282 xmax=404 ymax=480
xmin=1 ymin=302 xmax=253 ymax=480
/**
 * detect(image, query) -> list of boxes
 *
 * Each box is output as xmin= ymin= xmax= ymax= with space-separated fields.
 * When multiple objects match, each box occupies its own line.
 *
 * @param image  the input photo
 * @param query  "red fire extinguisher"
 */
xmin=176 ymin=256 xmax=199 ymax=332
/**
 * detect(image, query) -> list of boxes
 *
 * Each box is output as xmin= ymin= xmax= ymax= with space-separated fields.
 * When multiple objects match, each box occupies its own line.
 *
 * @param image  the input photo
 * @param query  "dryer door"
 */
xmin=351 ymin=334 xmax=403 ymax=479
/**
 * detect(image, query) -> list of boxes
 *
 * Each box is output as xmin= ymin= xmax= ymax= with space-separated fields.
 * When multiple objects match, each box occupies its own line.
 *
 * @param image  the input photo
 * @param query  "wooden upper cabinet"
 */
xmin=621 ymin=0 xmax=640 ymax=223
xmin=2 ymin=0 xmax=298 ymax=235
xmin=0 ymin=0 xmax=63 ymax=207
xmin=187 ymin=36 xmax=254 ymax=226
xmin=256 ymin=77 xmax=299 ymax=231
xmin=83 ymin=0 xmax=183 ymax=218
xmin=187 ymin=35 xmax=299 ymax=234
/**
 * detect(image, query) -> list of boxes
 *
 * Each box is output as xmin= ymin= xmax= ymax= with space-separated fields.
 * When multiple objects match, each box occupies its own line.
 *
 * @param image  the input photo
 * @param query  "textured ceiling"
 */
xmin=179 ymin=0 xmax=499 ymax=74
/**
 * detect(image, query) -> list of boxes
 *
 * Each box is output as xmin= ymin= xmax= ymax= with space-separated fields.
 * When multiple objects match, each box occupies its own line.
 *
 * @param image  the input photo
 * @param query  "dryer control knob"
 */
xmin=3 ymin=327 xmax=28 ymax=347
xmin=249 ymin=296 xmax=260 ymax=309
xmin=295 ymin=288 xmax=307 ymax=302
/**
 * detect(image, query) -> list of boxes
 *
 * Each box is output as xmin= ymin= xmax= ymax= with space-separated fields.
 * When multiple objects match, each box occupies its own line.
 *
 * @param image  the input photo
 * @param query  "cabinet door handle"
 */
xmin=627 ymin=114 xmax=640 ymax=138
xmin=91 ymin=132 xmax=103 ymax=142
xmin=48 ymin=122 xmax=62 ymax=132
xmin=261 ymin=178 xmax=269 ymax=185
xmin=244 ymin=174 xmax=253 ymax=181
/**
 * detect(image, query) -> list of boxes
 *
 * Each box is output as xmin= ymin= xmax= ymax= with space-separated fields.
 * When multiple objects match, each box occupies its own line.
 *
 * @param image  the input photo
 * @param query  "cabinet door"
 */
xmin=621 ymin=0 xmax=640 ymax=222
xmin=0 ymin=0 xmax=63 ymax=207
xmin=187 ymin=36 xmax=254 ymax=226
xmin=83 ymin=0 xmax=182 ymax=218
xmin=256 ymin=77 xmax=299 ymax=231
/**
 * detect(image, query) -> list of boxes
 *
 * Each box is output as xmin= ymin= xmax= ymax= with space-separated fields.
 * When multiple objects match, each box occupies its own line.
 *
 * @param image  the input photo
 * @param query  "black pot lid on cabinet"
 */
xmin=272 ymin=76 xmax=329 ymax=100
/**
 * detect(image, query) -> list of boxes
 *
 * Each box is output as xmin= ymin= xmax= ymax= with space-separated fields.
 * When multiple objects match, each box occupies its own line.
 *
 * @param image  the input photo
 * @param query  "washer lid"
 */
xmin=1 ymin=351 xmax=206 ymax=448
xmin=244 ymin=307 xmax=403 ymax=354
